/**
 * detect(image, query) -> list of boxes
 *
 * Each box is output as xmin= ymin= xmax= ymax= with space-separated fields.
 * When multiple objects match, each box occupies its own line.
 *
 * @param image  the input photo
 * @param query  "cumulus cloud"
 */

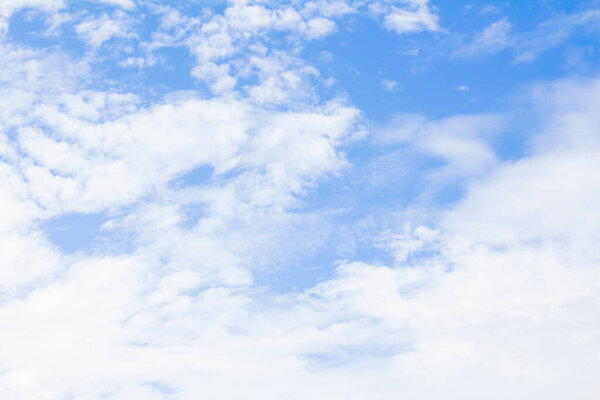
xmin=370 ymin=0 xmax=440 ymax=34
xmin=149 ymin=2 xmax=345 ymax=96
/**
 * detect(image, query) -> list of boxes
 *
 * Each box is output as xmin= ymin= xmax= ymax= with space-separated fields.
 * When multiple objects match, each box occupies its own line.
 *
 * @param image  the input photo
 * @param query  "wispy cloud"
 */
xmin=514 ymin=9 xmax=600 ymax=63
xmin=454 ymin=19 xmax=513 ymax=57
xmin=454 ymin=9 xmax=600 ymax=62
xmin=381 ymin=78 xmax=401 ymax=92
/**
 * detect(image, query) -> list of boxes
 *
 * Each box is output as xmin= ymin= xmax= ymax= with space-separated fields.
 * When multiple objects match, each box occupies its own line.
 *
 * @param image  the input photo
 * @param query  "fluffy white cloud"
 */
xmin=2 ymin=69 xmax=599 ymax=399
xmin=150 ymin=2 xmax=345 ymax=96
xmin=75 ymin=11 xmax=135 ymax=49
xmin=13 ymin=95 xmax=360 ymax=215
xmin=370 ymin=0 xmax=440 ymax=34
xmin=1 ymin=1 xmax=599 ymax=399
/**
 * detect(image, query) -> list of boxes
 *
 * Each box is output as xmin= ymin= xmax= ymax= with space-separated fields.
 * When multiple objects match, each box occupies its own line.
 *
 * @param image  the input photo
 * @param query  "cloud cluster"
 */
xmin=0 ymin=1 xmax=599 ymax=399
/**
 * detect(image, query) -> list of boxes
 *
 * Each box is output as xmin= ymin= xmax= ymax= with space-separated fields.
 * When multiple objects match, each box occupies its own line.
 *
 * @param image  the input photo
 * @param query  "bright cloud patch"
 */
xmin=1 ymin=1 xmax=600 ymax=399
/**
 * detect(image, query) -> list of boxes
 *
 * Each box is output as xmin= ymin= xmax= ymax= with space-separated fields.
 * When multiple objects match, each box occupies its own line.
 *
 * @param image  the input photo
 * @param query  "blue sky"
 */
xmin=1 ymin=0 xmax=600 ymax=399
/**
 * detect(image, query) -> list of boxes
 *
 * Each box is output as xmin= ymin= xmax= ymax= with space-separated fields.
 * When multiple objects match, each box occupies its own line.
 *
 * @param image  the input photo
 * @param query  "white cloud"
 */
xmin=13 ymin=94 xmax=360 ymax=215
xmin=401 ymin=47 xmax=419 ymax=56
xmin=374 ymin=112 xmax=503 ymax=181
xmin=164 ymin=2 xmax=341 ymax=96
xmin=5 ymin=73 xmax=599 ymax=399
xmin=0 ymin=0 xmax=63 ymax=18
xmin=370 ymin=0 xmax=440 ymax=34
xmin=303 ymin=16 xmax=337 ymax=38
xmin=384 ymin=5 xmax=439 ymax=34
xmin=75 ymin=11 xmax=135 ymax=48
xmin=1 ymin=2 xmax=600 ymax=399
xmin=0 ymin=15 xmax=364 ymax=393
xmin=381 ymin=78 xmax=401 ymax=92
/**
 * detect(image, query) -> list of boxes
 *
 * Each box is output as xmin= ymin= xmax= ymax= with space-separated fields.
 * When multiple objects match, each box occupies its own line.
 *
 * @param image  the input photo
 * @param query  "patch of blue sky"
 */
xmin=257 ymin=225 xmax=396 ymax=294
xmin=156 ymin=0 xmax=228 ymax=16
xmin=266 ymin=190 xmax=424 ymax=294
xmin=300 ymin=341 xmax=411 ymax=368
xmin=267 ymin=220 xmax=440 ymax=293
xmin=171 ymin=164 xmax=214 ymax=188
xmin=89 ymin=49 xmax=205 ymax=108
xmin=263 ymin=136 xmax=474 ymax=292
xmin=7 ymin=15 xmax=86 ymax=64
xmin=139 ymin=47 xmax=203 ymax=94
xmin=41 ymin=206 xmax=143 ymax=255
xmin=303 ymin=0 xmax=600 ymax=127
xmin=299 ymin=142 xmax=454 ymax=215
xmin=145 ymin=381 xmax=176 ymax=395
xmin=176 ymin=203 xmax=210 ymax=230
xmin=42 ymin=212 xmax=110 ymax=254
